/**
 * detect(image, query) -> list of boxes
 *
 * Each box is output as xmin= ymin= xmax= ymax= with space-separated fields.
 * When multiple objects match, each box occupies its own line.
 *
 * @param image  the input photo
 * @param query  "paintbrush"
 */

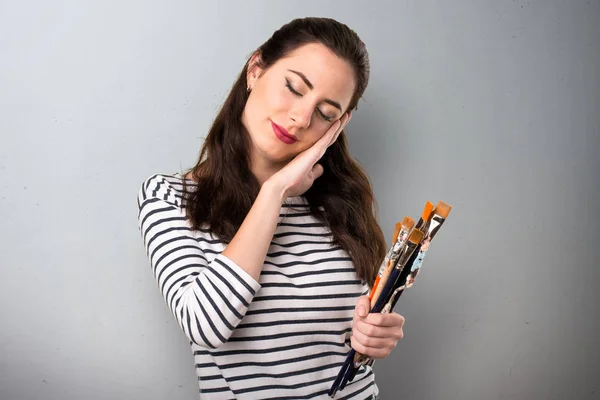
xmin=371 ymin=229 xmax=424 ymax=312
xmin=329 ymin=201 xmax=452 ymax=396
xmin=329 ymin=229 xmax=424 ymax=396
xmin=369 ymin=221 xmax=402 ymax=303
xmin=369 ymin=201 xmax=430 ymax=310
xmin=386 ymin=201 xmax=452 ymax=310
xmin=369 ymin=202 xmax=429 ymax=306
xmin=369 ymin=217 xmax=414 ymax=306
xmin=347 ymin=201 xmax=453 ymax=382
xmin=349 ymin=228 xmax=426 ymax=367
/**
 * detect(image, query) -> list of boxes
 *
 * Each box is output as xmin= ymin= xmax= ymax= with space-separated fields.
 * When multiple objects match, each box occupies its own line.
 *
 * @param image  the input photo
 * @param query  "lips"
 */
xmin=271 ymin=121 xmax=298 ymax=144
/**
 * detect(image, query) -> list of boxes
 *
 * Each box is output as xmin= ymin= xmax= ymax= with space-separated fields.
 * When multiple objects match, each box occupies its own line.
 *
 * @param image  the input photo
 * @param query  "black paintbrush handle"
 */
xmin=372 ymin=268 xmax=402 ymax=313
xmin=339 ymin=357 xmax=358 ymax=391
xmin=346 ymin=362 xmax=359 ymax=383
xmin=389 ymin=287 xmax=405 ymax=310
xmin=330 ymin=246 xmax=422 ymax=395
xmin=328 ymin=350 xmax=354 ymax=397
xmin=339 ymin=268 xmax=405 ymax=390
xmin=386 ymin=243 xmax=422 ymax=309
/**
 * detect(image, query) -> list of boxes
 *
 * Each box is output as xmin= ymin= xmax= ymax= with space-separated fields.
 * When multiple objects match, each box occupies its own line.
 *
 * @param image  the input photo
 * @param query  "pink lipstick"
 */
xmin=271 ymin=121 xmax=297 ymax=144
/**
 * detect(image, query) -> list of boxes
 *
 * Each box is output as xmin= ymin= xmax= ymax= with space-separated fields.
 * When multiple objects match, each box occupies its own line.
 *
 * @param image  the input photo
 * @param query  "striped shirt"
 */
xmin=137 ymin=173 xmax=379 ymax=399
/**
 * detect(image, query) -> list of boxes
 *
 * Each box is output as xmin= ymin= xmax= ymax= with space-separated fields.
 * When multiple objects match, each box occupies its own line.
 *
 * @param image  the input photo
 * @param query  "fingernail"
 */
xmin=358 ymin=306 xmax=367 ymax=317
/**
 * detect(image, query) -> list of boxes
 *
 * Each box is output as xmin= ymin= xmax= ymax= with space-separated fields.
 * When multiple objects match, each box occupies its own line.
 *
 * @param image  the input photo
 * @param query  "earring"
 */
xmin=247 ymin=86 xmax=252 ymax=93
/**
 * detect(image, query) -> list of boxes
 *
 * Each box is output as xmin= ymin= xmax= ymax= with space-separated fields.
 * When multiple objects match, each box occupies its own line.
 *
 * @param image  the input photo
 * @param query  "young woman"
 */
xmin=137 ymin=17 xmax=405 ymax=399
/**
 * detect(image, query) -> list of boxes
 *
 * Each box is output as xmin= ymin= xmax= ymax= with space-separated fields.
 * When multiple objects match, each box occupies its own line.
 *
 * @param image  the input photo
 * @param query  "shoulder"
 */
xmin=137 ymin=172 xmax=195 ymax=209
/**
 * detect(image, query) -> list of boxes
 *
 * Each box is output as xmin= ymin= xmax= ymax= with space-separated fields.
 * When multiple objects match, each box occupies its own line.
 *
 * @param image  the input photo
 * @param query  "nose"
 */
xmin=289 ymin=104 xmax=313 ymax=129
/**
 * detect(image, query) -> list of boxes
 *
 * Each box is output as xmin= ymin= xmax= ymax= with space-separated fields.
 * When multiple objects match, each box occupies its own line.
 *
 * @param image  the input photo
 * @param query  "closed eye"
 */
xmin=285 ymin=79 xmax=334 ymax=122
xmin=318 ymin=110 xmax=334 ymax=122
xmin=285 ymin=79 xmax=302 ymax=96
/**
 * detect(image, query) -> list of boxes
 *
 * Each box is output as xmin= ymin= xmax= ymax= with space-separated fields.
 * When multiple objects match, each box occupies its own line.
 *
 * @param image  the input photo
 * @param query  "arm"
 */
xmin=221 ymin=180 xmax=286 ymax=282
xmin=137 ymin=115 xmax=349 ymax=349
xmin=137 ymin=175 xmax=282 ymax=349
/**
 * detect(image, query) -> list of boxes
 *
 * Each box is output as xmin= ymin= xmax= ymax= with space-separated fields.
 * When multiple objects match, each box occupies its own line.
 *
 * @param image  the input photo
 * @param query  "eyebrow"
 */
xmin=287 ymin=69 xmax=342 ymax=112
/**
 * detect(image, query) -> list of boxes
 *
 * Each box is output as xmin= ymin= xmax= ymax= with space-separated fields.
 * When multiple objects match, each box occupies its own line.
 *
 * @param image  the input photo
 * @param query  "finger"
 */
xmin=329 ymin=119 xmax=344 ymax=145
xmin=350 ymin=333 xmax=396 ymax=359
xmin=353 ymin=295 xmax=371 ymax=322
xmin=298 ymin=119 xmax=340 ymax=165
xmin=339 ymin=113 xmax=351 ymax=133
xmin=362 ymin=312 xmax=406 ymax=328
xmin=327 ymin=119 xmax=342 ymax=141
xmin=352 ymin=319 xmax=404 ymax=339
xmin=353 ymin=317 xmax=403 ymax=340
xmin=341 ymin=112 xmax=352 ymax=131
xmin=308 ymin=119 xmax=340 ymax=157
xmin=310 ymin=163 xmax=324 ymax=180
xmin=330 ymin=114 xmax=349 ymax=146
xmin=352 ymin=323 xmax=398 ymax=349
xmin=330 ymin=130 xmax=341 ymax=148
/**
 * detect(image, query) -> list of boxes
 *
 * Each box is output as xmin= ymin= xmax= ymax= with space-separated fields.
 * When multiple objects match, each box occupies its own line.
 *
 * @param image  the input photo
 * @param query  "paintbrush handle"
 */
xmin=352 ymin=246 xmax=423 ymax=366
xmin=328 ymin=349 xmax=355 ymax=397
xmin=372 ymin=267 xmax=402 ymax=312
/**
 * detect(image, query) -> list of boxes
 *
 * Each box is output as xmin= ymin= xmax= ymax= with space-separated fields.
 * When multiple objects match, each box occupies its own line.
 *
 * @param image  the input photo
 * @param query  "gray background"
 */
xmin=1 ymin=0 xmax=598 ymax=399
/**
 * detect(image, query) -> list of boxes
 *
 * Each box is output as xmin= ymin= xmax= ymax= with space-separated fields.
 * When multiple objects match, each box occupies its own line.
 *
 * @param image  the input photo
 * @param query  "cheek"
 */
xmin=253 ymin=78 xmax=292 ymax=117
xmin=267 ymin=85 xmax=294 ymax=115
xmin=247 ymin=86 xmax=285 ymax=126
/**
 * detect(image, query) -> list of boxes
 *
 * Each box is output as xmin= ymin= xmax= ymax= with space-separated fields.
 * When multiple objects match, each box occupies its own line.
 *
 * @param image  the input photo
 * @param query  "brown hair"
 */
xmin=183 ymin=17 xmax=386 ymax=286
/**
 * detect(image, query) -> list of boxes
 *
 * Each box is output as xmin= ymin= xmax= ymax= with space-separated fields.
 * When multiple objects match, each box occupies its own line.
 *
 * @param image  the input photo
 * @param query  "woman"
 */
xmin=137 ymin=17 xmax=405 ymax=399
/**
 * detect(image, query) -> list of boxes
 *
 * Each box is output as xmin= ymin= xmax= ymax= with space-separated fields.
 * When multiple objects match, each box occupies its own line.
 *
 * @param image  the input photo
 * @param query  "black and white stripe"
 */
xmin=137 ymin=173 xmax=378 ymax=399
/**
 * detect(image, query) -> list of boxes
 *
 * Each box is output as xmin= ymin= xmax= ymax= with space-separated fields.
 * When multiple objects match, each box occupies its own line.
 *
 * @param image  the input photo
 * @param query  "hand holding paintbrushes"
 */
xmin=353 ymin=202 xmax=435 ymax=366
xmin=328 ymin=200 xmax=452 ymax=397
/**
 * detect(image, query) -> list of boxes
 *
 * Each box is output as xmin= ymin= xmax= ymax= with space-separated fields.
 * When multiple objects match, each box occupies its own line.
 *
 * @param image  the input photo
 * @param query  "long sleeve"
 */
xmin=136 ymin=174 xmax=262 ymax=349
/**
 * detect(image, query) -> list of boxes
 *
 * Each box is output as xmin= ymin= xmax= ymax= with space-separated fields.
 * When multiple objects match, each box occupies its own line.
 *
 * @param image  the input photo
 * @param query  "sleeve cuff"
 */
xmin=210 ymin=253 xmax=262 ymax=294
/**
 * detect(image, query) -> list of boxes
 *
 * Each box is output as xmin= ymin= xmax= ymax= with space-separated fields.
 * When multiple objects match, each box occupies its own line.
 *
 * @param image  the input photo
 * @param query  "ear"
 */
xmin=246 ymin=52 xmax=264 ymax=90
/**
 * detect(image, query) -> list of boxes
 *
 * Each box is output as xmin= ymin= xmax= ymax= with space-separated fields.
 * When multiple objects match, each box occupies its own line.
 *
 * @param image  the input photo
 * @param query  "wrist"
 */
xmin=260 ymin=179 xmax=288 ymax=203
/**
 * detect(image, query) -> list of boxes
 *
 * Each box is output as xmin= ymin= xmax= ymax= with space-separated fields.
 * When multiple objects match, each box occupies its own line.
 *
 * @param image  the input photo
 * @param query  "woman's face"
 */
xmin=242 ymin=42 xmax=356 ymax=169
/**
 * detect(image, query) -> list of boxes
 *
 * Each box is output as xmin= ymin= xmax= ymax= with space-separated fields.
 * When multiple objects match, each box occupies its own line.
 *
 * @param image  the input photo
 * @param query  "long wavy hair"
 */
xmin=182 ymin=17 xmax=386 ymax=286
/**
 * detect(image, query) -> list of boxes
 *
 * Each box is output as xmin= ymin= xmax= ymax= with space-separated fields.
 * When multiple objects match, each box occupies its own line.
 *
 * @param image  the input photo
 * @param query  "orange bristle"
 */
xmin=434 ymin=201 xmax=452 ymax=219
xmin=408 ymin=229 xmax=424 ymax=244
xmin=422 ymin=201 xmax=435 ymax=222
xmin=391 ymin=222 xmax=402 ymax=245
xmin=422 ymin=201 xmax=434 ymax=220
xmin=402 ymin=216 xmax=415 ymax=231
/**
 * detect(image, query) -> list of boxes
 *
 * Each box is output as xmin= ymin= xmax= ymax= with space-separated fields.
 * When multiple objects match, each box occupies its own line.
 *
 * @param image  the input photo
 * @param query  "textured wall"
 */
xmin=1 ymin=1 xmax=598 ymax=399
